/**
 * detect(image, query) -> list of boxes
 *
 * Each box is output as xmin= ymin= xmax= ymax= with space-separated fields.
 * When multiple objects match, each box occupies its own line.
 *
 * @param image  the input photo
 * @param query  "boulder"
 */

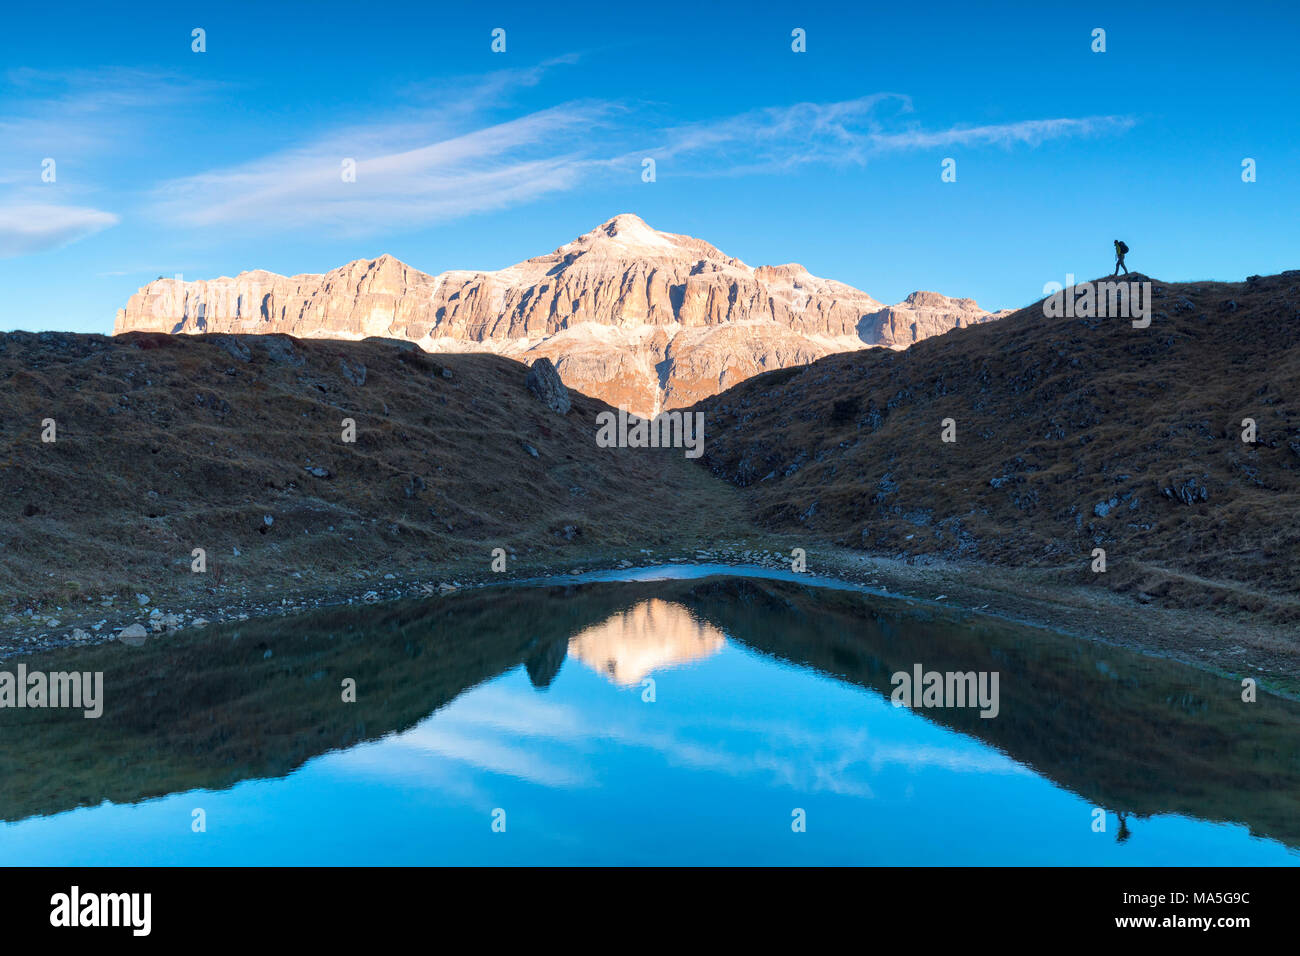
xmin=211 ymin=334 xmax=251 ymax=362
xmin=525 ymin=358 xmax=572 ymax=415
xmin=117 ymin=623 xmax=149 ymax=646
xmin=258 ymin=335 xmax=306 ymax=366
xmin=339 ymin=358 xmax=367 ymax=385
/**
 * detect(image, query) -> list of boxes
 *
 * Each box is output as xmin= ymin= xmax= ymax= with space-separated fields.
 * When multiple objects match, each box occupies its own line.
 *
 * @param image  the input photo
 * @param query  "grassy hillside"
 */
xmin=0 ymin=330 xmax=751 ymax=629
xmin=694 ymin=271 xmax=1300 ymax=621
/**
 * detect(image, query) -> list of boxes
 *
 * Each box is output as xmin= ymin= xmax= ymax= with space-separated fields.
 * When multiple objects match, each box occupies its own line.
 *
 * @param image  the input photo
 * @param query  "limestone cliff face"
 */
xmin=114 ymin=214 xmax=1006 ymax=418
xmin=861 ymin=291 xmax=1013 ymax=346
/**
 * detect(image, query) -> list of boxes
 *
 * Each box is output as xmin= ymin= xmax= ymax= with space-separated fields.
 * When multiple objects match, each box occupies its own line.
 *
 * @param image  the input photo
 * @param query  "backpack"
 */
xmin=1117 ymin=241 xmax=1129 ymax=255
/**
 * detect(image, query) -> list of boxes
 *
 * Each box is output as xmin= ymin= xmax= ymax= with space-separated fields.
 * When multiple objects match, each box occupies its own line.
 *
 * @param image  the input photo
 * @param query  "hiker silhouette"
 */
xmin=1113 ymin=239 xmax=1130 ymax=276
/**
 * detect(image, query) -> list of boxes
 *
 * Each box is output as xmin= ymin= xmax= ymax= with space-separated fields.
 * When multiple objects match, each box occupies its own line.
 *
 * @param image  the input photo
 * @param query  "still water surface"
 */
xmin=2 ymin=570 xmax=1296 ymax=865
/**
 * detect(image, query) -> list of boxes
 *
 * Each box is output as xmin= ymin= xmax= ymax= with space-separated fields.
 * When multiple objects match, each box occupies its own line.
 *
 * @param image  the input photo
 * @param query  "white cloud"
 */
xmin=0 ymin=203 xmax=118 ymax=257
xmin=399 ymin=54 xmax=583 ymax=112
xmin=149 ymin=102 xmax=615 ymax=235
xmin=0 ymin=68 xmax=209 ymax=259
xmin=867 ymin=115 xmax=1137 ymax=151
xmin=0 ymin=67 xmax=212 ymax=161
xmin=648 ymin=95 xmax=1136 ymax=174
xmin=0 ymin=59 xmax=1138 ymax=250
xmin=140 ymin=81 xmax=1134 ymax=237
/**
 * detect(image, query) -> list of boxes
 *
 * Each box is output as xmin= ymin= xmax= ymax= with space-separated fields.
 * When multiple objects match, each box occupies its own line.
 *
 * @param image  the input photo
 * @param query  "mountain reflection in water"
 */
xmin=1 ymin=574 xmax=1297 ymax=865
xmin=568 ymin=599 xmax=725 ymax=685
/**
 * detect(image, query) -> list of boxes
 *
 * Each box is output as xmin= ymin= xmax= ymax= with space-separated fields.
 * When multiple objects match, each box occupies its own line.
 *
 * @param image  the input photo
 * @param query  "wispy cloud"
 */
xmin=868 ymin=114 xmax=1136 ymax=151
xmin=646 ymin=95 xmax=1135 ymax=174
xmin=0 ymin=68 xmax=210 ymax=258
xmin=0 ymin=67 xmax=212 ymax=164
xmin=0 ymin=57 xmax=1138 ymax=253
xmin=141 ymin=55 xmax=617 ymax=235
xmin=652 ymin=93 xmax=916 ymax=168
xmin=126 ymin=64 xmax=1134 ymax=239
xmin=149 ymin=103 xmax=615 ymax=234
xmin=0 ymin=203 xmax=118 ymax=257
xmin=399 ymin=54 xmax=583 ymax=113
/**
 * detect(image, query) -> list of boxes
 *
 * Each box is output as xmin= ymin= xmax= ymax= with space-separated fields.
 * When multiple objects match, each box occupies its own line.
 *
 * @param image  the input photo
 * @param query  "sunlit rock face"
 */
xmin=567 ymin=599 xmax=725 ymax=686
xmin=114 ymin=214 xmax=1007 ymax=419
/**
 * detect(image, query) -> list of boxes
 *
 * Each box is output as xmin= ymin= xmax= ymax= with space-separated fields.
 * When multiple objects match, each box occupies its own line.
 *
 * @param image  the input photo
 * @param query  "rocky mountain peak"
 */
xmin=903 ymin=290 xmax=977 ymax=310
xmin=113 ymin=216 xmax=1007 ymax=418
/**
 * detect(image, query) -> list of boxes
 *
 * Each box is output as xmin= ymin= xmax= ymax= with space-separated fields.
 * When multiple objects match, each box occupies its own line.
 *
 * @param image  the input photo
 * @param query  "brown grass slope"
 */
xmin=694 ymin=270 xmax=1300 ymax=621
xmin=0 ymin=331 xmax=749 ymax=615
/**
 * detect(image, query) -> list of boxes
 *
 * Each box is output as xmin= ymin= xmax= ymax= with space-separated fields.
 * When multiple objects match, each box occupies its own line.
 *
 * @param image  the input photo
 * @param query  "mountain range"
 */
xmin=7 ymin=268 xmax=1299 ymax=681
xmin=113 ymin=214 xmax=1009 ymax=417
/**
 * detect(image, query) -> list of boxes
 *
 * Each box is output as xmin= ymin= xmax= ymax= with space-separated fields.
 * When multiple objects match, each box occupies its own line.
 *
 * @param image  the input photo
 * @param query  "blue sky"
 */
xmin=1 ymin=0 xmax=1297 ymax=333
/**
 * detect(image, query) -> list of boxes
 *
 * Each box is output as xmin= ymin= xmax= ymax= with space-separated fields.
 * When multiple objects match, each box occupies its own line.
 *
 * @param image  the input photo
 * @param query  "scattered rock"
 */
xmin=339 ymin=358 xmax=367 ymax=386
xmin=149 ymin=612 xmax=182 ymax=632
xmin=211 ymin=334 xmax=251 ymax=362
xmin=136 ymin=593 xmax=151 ymax=606
xmin=524 ymin=358 xmax=572 ymax=415
xmin=258 ymin=335 xmax=306 ymax=366
xmin=117 ymin=623 xmax=149 ymax=646
xmin=1161 ymin=477 xmax=1210 ymax=506
xmin=521 ymin=442 xmax=539 ymax=458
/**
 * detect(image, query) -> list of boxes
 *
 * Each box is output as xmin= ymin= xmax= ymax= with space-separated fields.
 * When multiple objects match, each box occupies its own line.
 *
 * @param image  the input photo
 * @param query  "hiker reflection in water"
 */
xmin=1116 ymin=810 xmax=1132 ymax=843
